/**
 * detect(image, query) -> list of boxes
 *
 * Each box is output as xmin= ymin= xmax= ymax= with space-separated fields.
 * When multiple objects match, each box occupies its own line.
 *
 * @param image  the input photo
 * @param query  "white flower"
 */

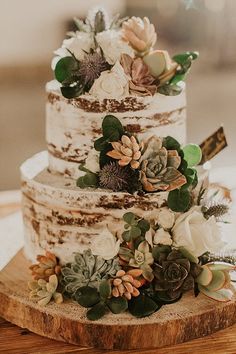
xmin=145 ymin=227 xmax=172 ymax=247
xmin=156 ymin=208 xmax=175 ymax=229
xmin=51 ymin=32 xmax=95 ymax=69
xmin=90 ymin=229 xmax=120 ymax=260
xmin=153 ymin=228 xmax=173 ymax=246
xmin=89 ymin=61 xmax=129 ymax=100
xmin=172 ymin=206 xmax=225 ymax=257
xmin=96 ymin=29 xmax=134 ymax=65
xmin=85 ymin=150 xmax=100 ymax=174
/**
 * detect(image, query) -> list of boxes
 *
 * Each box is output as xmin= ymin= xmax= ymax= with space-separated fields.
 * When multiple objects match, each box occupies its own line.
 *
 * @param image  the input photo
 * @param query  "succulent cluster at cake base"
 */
xmin=52 ymin=8 xmax=198 ymax=99
xmin=27 ymin=194 xmax=235 ymax=320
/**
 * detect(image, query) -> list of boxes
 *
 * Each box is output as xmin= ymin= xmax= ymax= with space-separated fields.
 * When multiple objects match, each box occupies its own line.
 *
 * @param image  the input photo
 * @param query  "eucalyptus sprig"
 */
xmin=76 ymin=165 xmax=99 ymax=189
xmin=122 ymin=212 xmax=150 ymax=243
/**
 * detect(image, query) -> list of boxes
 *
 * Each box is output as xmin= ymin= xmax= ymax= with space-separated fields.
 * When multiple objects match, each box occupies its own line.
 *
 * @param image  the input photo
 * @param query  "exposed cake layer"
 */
xmin=46 ymin=81 xmax=186 ymax=179
xmin=21 ymin=152 xmax=168 ymax=264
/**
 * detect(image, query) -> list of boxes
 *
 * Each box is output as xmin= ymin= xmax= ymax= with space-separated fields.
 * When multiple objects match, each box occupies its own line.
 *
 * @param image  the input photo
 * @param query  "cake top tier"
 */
xmin=52 ymin=8 xmax=198 ymax=100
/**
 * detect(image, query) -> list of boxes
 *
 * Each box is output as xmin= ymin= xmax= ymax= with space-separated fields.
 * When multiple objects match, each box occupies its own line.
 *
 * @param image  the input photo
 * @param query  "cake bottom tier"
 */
xmin=21 ymin=152 xmax=168 ymax=264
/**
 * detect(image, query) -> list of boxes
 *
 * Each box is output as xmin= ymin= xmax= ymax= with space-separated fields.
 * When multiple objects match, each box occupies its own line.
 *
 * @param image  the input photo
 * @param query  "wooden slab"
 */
xmin=0 ymin=251 xmax=236 ymax=350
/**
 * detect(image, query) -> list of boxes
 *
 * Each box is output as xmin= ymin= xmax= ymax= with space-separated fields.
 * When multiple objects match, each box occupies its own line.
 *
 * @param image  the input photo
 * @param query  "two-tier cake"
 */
xmin=21 ymin=9 xmax=235 ymax=322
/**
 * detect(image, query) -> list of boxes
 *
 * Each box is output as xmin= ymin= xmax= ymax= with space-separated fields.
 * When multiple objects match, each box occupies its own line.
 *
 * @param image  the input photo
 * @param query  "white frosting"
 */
xmin=46 ymin=81 xmax=186 ymax=179
xmin=21 ymin=152 xmax=168 ymax=264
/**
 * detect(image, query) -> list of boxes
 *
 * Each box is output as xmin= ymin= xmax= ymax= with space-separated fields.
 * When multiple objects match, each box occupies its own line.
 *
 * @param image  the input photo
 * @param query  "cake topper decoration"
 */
xmin=52 ymin=8 xmax=198 ymax=99
xmin=200 ymin=126 xmax=228 ymax=164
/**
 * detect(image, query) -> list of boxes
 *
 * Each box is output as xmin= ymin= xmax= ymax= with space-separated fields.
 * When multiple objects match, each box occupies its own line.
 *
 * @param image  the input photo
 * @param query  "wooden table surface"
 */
xmin=1 ymin=200 xmax=236 ymax=354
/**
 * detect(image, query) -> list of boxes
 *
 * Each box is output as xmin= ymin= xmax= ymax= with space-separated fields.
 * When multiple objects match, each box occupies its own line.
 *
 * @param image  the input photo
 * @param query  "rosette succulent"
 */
xmin=153 ymin=249 xmax=202 ymax=300
xmin=139 ymin=136 xmax=187 ymax=192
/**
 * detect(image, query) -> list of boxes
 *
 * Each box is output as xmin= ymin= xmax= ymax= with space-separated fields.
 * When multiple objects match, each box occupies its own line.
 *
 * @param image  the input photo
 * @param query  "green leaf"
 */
xmin=123 ymin=212 xmax=137 ymax=225
xmin=94 ymin=137 xmax=108 ymax=151
xmin=138 ymin=219 xmax=150 ymax=234
xmin=130 ymin=226 xmax=142 ymax=239
xmin=163 ymin=136 xmax=181 ymax=151
xmin=54 ymin=56 xmax=79 ymax=83
xmin=152 ymin=245 xmax=172 ymax=262
xmin=128 ymin=295 xmax=158 ymax=318
xmin=87 ymin=302 xmax=107 ymax=321
xmin=75 ymin=286 xmax=100 ymax=308
xmin=122 ymin=230 xmax=132 ymax=242
xmin=183 ymin=144 xmax=202 ymax=167
xmin=181 ymin=168 xmax=197 ymax=189
xmin=107 ymin=297 xmax=128 ymax=314
xmin=170 ymin=73 xmax=186 ymax=85
xmin=158 ymin=84 xmax=182 ymax=96
xmin=61 ymin=84 xmax=83 ymax=99
xmin=99 ymin=280 xmax=111 ymax=300
xmin=102 ymin=115 xmax=124 ymax=141
xmin=83 ymin=173 xmax=98 ymax=186
xmin=167 ymin=189 xmax=191 ymax=212
xmin=173 ymin=51 xmax=199 ymax=65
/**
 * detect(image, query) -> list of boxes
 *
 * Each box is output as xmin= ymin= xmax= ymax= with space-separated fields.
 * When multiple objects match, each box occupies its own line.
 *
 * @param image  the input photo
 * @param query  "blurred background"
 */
xmin=0 ymin=0 xmax=236 ymax=190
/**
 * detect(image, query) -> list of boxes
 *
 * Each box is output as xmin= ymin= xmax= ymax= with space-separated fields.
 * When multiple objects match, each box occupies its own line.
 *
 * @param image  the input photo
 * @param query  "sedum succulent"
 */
xmin=107 ymin=135 xmax=142 ymax=169
xmin=122 ymin=17 xmax=157 ymax=56
xmin=29 ymin=251 xmax=61 ymax=281
xmin=28 ymin=274 xmax=63 ymax=306
xmin=196 ymin=262 xmax=235 ymax=302
xmin=61 ymin=250 xmax=120 ymax=296
xmin=120 ymin=241 xmax=154 ymax=282
xmin=111 ymin=269 xmax=143 ymax=300
xmin=139 ymin=136 xmax=186 ymax=192
xmin=153 ymin=249 xmax=202 ymax=300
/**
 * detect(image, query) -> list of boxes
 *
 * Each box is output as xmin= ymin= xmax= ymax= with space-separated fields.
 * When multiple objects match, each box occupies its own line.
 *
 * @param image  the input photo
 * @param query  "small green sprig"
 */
xmin=121 ymin=212 xmax=150 ymax=242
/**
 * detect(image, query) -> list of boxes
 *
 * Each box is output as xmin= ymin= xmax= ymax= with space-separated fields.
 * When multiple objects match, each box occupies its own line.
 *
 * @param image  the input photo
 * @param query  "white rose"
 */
xmin=85 ymin=150 xmax=100 ymax=174
xmin=90 ymin=229 xmax=120 ymax=260
xmin=153 ymin=228 xmax=173 ymax=246
xmin=52 ymin=32 xmax=95 ymax=69
xmin=156 ymin=208 xmax=175 ymax=229
xmin=96 ymin=29 xmax=134 ymax=65
xmin=89 ymin=61 xmax=129 ymax=100
xmin=172 ymin=206 xmax=225 ymax=257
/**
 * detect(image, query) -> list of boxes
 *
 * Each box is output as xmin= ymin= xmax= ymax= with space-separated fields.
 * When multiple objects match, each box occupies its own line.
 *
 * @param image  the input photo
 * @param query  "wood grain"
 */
xmin=0 ymin=251 xmax=236 ymax=350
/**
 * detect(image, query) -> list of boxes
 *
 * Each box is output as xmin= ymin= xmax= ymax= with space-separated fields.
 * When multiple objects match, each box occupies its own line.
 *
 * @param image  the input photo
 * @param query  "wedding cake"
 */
xmin=21 ymin=9 xmax=234 ymax=321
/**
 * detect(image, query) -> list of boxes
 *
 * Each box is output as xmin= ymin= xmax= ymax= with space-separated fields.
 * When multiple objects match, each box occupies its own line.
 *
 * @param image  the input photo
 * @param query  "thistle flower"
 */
xmin=99 ymin=162 xmax=139 ymax=193
xmin=79 ymin=52 xmax=110 ymax=88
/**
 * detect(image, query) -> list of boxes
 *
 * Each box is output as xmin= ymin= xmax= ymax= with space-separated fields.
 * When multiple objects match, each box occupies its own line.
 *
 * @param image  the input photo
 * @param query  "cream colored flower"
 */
xmin=90 ymin=228 xmax=120 ymax=260
xmin=96 ymin=30 xmax=134 ymax=65
xmin=153 ymin=228 xmax=172 ymax=246
xmin=172 ymin=206 xmax=225 ymax=258
xmin=122 ymin=17 xmax=157 ymax=55
xmin=89 ymin=61 xmax=129 ymax=100
xmin=156 ymin=208 xmax=175 ymax=229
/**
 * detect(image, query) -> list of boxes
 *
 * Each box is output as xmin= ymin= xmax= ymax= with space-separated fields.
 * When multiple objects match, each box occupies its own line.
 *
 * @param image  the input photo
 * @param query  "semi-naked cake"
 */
xmin=20 ymin=8 xmax=235 ymax=324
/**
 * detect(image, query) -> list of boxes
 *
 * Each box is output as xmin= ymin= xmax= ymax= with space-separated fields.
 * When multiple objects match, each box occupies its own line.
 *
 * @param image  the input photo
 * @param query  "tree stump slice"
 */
xmin=0 ymin=250 xmax=236 ymax=350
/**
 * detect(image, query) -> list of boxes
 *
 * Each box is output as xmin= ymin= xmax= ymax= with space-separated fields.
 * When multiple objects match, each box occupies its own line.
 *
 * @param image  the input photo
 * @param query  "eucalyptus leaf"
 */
xmin=87 ymin=302 xmax=107 ymax=321
xmin=123 ymin=212 xmax=136 ymax=225
xmin=99 ymin=280 xmax=111 ymax=300
xmin=102 ymin=115 xmax=124 ymax=140
xmin=75 ymin=286 xmax=100 ymax=308
xmin=130 ymin=226 xmax=142 ymax=239
xmin=170 ymin=73 xmax=186 ymax=85
xmin=128 ymin=295 xmax=158 ymax=318
xmin=167 ymin=189 xmax=191 ymax=212
xmin=173 ymin=51 xmax=199 ymax=65
xmin=183 ymin=144 xmax=202 ymax=167
xmin=107 ymin=297 xmax=128 ymax=314
xmin=94 ymin=136 xmax=108 ymax=151
xmin=138 ymin=219 xmax=150 ymax=234
xmin=55 ymin=56 xmax=79 ymax=83
xmin=122 ymin=230 xmax=132 ymax=242
xmin=163 ymin=136 xmax=181 ymax=151
xmin=61 ymin=84 xmax=83 ymax=99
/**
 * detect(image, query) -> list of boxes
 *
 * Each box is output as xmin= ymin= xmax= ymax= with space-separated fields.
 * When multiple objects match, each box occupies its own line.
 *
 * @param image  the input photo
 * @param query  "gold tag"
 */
xmin=200 ymin=126 xmax=227 ymax=164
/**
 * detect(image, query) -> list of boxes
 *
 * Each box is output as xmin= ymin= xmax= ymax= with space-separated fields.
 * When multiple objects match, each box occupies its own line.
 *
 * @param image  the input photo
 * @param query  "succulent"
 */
xmin=202 ymin=204 xmax=229 ymax=220
xmin=99 ymin=162 xmax=140 ymax=193
xmin=111 ymin=269 xmax=143 ymax=300
xmin=29 ymin=251 xmax=61 ymax=281
xmin=139 ymin=136 xmax=187 ymax=192
xmin=196 ymin=262 xmax=235 ymax=302
xmin=28 ymin=274 xmax=63 ymax=306
xmin=79 ymin=51 xmax=110 ymax=88
xmin=153 ymin=249 xmax=202 ymax=300
xmin=122 ymin=17 xmax=157 ymax=55
xmin=61 ymin=250 xmax=120 ymax=296
xmin=107 ymin=135 xmax=142 ymax=169
xmin=120 ymin=241 xmax=154 ymax=282
xmin=120 ymin=54 xmax=157 ymax=96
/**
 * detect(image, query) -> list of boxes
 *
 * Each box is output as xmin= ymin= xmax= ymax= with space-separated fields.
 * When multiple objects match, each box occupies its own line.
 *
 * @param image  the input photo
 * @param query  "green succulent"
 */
xmin=120 ymin=241 xmax=154 ymax=282
xmin=28 ymin=274 xmax=63 ymax=306
xmin=196 ymin=262 xmax=235 ymax=302
xmin=61 ymin=249 xmax=120 ymax=296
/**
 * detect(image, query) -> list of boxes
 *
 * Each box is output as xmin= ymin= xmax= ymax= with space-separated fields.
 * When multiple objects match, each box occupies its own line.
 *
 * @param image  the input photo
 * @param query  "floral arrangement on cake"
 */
xmin=76 ymin=114 xmax=201 ymax=213
xmin=28 ymin=198 xmax=235 ymax=320
xmin=52 ymin=8 xmax=198 ymax=99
